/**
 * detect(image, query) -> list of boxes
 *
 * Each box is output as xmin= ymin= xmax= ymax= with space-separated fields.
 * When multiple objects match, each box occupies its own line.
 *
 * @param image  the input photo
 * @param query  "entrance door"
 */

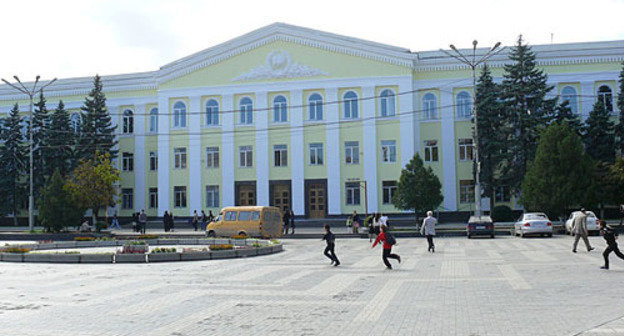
xmin=272 ymin=184 xmax=290 ymax=213
xmin=308 ymin=184 xmax=326 ymax=218
xmin=238 ymin=185 xmax=256 ymax=206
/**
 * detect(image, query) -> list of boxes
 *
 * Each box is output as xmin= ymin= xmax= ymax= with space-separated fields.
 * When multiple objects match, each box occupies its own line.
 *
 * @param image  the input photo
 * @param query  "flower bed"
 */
xmin=1 ymin=247 xmax=31 ymax=253
xmin=74 ymin=237 xmax=96 ymax=241
xmin=138 ymin=234 xmax=159 ymax=240
xmin=151 ymin=247 xmax=176 ymax=253
xmin=119 ymin=241 xmax=149 ymax=254
xmin=209 ymin=244 xmax=233 ymax=251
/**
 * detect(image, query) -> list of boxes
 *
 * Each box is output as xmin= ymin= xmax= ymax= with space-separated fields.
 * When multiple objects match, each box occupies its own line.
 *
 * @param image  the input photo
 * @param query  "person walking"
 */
xmin=351 ymin=211 xmax=360 ymax=234
xmin=380 ymin=213 xmax=388 ymax=227
xmin=108 ymin=212 xmax=121 ymax=230
xmin=572 ymin=208 xmax=594 ymax=253
xmin=364 ymin=213 xmax=375 ymax=242
xmin=201 ymin=210 xmax=207 ymax=231
xmin=131 ymin=212 xmax=139 ymax=232
xmin=322 ymin=224 xmax=340 ymax=266
xmin=599 ymin=220 xmax=624 ymax=270
xmin=169 ymin=213 xmax=175 ymax=232
xmin=282 ymin=208 xmax=291 ymax=235
xmin=289 ymin=209 xmax=295 ymax=235
xmin=192 ymin=210 xmax=199 ymax=231
xmin=421 ymin=211 xmax=437 ymax=253
xmin=139 ymin=210 xmax=147 ymax=234
xmin=163 ymin=211 xmax=170 ymax=232
xmin=208 ymin=210 xmax=215 ymax=223
xmin=372 ymin=225 xmax=401 ymax=269
xmin=373 ymin=213 xmax=381 ymax=240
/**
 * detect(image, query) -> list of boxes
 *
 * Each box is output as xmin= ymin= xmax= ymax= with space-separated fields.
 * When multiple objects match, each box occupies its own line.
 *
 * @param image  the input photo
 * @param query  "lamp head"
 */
xmin=472 ymin=40 xmax=478 ymax=47
xmin=13 ymin=75 xmax=19 ymax=82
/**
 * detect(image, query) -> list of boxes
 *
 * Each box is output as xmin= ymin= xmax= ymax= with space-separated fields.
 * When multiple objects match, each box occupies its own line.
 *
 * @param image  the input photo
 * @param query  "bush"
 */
xmin=209 ymin=244 xmax=233 ymax=251
xmin=124 ymin=240 xmax=147 ymax=246
xmin=151 ymin=247 xmax=176 ymax=253
xmin=138 ymin=234 xmax=159 ymax=240
xmin=231 ymin=235 xmax=247 ymax=239
xmin=75 ymin=237 xmax=96 ymax=241
xmin=491 ymin=205 xmax=515 ymax=222
xmin=38 ymin=170 xmax=86 ymax=232
xmin=1 ymin=247 xmax=30 ymax=253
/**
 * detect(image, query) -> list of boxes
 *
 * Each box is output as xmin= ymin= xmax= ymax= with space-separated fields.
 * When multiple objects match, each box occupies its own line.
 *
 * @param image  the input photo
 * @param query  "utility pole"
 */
xmin=440 ymin=41 xmax=504 ymax=217
xmin=1 ymin=76 xmax=57 ymax=231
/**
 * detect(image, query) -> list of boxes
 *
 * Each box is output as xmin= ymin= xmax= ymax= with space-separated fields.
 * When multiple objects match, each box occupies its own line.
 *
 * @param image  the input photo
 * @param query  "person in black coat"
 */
xmin=289 ymin=209 xmax=295 ymax=235
xmin=163 ymin=211 xmax=170 ymax=232
xmin=599 ymin=220 xmax=624 ymax=270
xmin=282 ymin=208 xmax=291 ymax=235
xmin=322 ymin=224 xmax=340 ymax=266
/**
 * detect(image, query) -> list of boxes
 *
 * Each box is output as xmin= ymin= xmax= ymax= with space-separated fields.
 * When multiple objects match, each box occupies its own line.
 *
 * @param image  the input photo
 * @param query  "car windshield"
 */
xmin=525 ymin=214 xmax=547 ymax=220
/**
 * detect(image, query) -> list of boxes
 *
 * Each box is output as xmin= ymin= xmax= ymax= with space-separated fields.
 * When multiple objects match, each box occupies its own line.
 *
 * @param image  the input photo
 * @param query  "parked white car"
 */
xmin=514 ymin=212 xmax=553 ymax=238
xmin=565 ymin=211 xmax=599 ymax=235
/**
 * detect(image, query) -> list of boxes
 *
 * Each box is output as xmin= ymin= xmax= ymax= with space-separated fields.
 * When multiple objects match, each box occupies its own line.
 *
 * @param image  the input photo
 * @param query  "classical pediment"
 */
xmin=231 ymin=50 xmax=329 ymax=82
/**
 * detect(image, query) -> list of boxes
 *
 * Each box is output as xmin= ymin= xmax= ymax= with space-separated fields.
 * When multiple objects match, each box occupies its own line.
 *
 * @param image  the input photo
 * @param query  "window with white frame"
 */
xmin=70 ymin=113 xmax=81 ymax=133
xmin=239 ymin=145 xmax=253 ymax=167
xmin=149 ymin=108 xmax=158 ymax=133
xmin=597 ymin=85 xmax=613 ymax=112
xmin=459 ymin=180 xmax=475 ymax=203
xmin=381 ymin=140 xmax=397 ymax=163
xmin=456 ymin=91 xmax=472 ymax=118
xmin=122 ymin=109 xmax=134 ymax=134
xmin=343 ymin=91 xmax=359 ymax=119
xmin=382 ymin=181 xmax=397 ymax=204
xmin=308 ymin=93 xmax=323 ymax=120
xmin=273 ymin=95 xmax=288 ymax=122
xmin=149 ymin=188 xmax=158 ymax=209
xmin=174 ymin=186 xmax=187 ymax=208
xmin=239 ymin=97 xmax=253 ymax=124
xmin=345 ymin=182 xmax=360 ymax=205
xmin=274 ymin=144 xmax=287 ymax=167
xmin=424 ymin=140 xmax=439 ymax=162
xmin=560 ymin=86 xmax=578 ymax=114
xmin=422 ymin=93 xmax=438 ymax=120
xmin=380 ymin=89 xmax=396 ymax=117
xmin=205 ymin=99 xmax=219 ymax=126
xmin=122 ymin=152 xmax=134 ymax=171
xmin=206 ymin=185 xmax=219 ymax=207
xmin=173 ymin=101 xmax=187 ymax=128
xmin=494 ymin=186 xmax=511 ymax=203
xmin=122 ymin=188 xmax=133 ymax=209
xmin=174 ymin=147 xmax=187 ymax=169
xmin=458 ymin=138 xmax=474 ymax=161
xmin=206 ymin=147 xmax=219 ymax=168
xmin=149 ymin=151 xmax=158 ymax=171
xmin=345 ymin=141 xmax=359 ymax=165
xmin=309 ymin=143 xmax=324 ymax=165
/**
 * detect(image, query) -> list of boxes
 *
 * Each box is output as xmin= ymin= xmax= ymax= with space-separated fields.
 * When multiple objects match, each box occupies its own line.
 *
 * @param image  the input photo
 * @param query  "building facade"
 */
xmin=1 ymin=23 xmax=623 ymax=218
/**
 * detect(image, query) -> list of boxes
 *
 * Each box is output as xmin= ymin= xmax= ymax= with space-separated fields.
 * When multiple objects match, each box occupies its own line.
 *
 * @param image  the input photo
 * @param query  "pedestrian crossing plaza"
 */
xmin=1 ymin=235 xmax=623 ymax=335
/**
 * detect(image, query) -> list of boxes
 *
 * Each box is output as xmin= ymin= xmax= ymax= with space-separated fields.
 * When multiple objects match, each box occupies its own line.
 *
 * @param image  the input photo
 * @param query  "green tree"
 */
xmin=583 ymin=98 xmax=616 ymax=163
xmin=46 ymin=100 xmax=73 ymax=176
xmin=500 ymin=35 xmax=557 ymax=192
xmin=65 ymin=151 xmax=120 ymax=224
xmin=0 ymin=104 xmax=27 ymax=224
xmin=520 ymin=122 xmax=594 ymax=221
xmin=552 ymin=100 xmax=583 ymax=135
xmin=77 ymin=75 xmax=117 ymax=161
xmin=615 ymin=62 xmax=624 ymax=156
xmin=392 ymin=153 xmax=444 ymax=222
xmin=38 ymin=170 xmax=86 ymax=232
xmin=31 ymin=91 xmax=50 ymax=201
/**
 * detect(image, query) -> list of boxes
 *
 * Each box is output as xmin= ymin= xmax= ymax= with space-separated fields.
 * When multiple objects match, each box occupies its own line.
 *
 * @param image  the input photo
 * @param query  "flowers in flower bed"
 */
xmin=209 ymin=244 xmax=234 ymax=251
xmin=119 ymin=241 xmax=149 ymax=254
xmin=138 ymin=235 xmax=159 ymax=240
xmin=1 ymin=247 xmax=31 ymax=253
xmin=151 ymin=247 xmax=176 ymax=254
xmin=182 ymin=247 xmax=209 ymax=253
xmin=270 ymin=239 xmax=280 ymax=245
xmin=125 ymin=240 xmax=147 ymax=245
xmin=231 ymin=235 xmax=247 ymax=239
xmin=74 ymin=237 xmax=96 ymax=241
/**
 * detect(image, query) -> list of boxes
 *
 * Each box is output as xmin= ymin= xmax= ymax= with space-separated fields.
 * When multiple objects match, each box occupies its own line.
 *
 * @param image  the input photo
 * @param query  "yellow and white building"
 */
xmin=1 ymin=23 xmax=622 ymax=219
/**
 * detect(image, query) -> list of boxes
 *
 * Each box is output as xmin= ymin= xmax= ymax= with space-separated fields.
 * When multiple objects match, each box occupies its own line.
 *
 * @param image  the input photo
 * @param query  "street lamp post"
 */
xmin=440 ymin=41 xmax=503 ymax=217
xmin=1 ymin=76 xmax=57 ymax=231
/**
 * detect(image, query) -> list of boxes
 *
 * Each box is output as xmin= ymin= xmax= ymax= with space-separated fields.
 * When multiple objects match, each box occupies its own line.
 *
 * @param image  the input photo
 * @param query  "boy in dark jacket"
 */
xmin=322 ymin=224 xmax=340 ymax=266
xmin=599 ymin=220 xmax=624 ymax=270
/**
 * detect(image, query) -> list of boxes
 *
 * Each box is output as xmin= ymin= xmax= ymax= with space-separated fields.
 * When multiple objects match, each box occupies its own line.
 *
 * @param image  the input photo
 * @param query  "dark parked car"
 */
xmin=467 ymin=216 xmax=495 ymax=239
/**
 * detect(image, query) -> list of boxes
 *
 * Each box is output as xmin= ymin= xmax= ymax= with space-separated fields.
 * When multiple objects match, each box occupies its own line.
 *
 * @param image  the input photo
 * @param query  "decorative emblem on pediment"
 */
xmin=231 ymin=50 xmax=328 ymax=81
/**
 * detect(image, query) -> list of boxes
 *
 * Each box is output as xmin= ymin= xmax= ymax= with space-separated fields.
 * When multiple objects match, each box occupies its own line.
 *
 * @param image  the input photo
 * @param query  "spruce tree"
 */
xmin=615 ymin=62 xmax=624 ymax=156
xmin=392 ymin=153 xmax=444 ymax=222
xmin=0 ymin=104 xmax=27 ymax=224
xmin=46 ymin=100 xmax=73 ymax=177
xmin=500 ymin=36 xmax=557 ymax=192
xmin=31 ymin=91 xmax=49 ymax=200
xmin=77 ymin=75 xmax=117 ymax=161
xmin=584 ymin=98 xmax=616 ymax=163
xmin=552 ymin=100 xmax=583 ymax=135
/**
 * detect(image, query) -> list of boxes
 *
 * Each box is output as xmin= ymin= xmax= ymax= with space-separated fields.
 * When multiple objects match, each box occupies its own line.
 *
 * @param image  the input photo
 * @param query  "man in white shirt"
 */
xmin=420 ymin=211 xmax=437 ymax=253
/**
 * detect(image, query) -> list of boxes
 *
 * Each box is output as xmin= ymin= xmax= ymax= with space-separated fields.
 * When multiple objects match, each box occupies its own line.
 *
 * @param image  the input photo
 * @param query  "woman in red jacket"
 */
xmin=372 ymin=225 xmax=401 ymax=269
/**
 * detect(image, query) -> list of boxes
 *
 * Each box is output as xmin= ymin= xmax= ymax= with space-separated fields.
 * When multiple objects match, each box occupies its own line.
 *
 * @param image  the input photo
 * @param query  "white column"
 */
xmin=189 ymin=96 xmax=202 ymax=214
xmin=221 ymin=94 xmax=235 ymax=207
xmin=399 ymin=80 xmax=415 ymax=167
xmin=134 ymin=104 xmax=146 ymax=212
xmin=290 ymin=90 xmax=305 ymax=215
xmin=580 ymin=81 xmax=594 ymax=122
xmin=157 ymin=96 xmax=170 ymax=216
xmin=326 ymin=88 xmax=341 ymax=215
xmin=109 ymin=105 xmax=120 ymax=216
xmin=362 ymin=86 xmax=378 ymax=213
xmin=255 ymin=91 xmax=269 ymax=206
xmin=440 ymin=90 xmax=457 ymax=211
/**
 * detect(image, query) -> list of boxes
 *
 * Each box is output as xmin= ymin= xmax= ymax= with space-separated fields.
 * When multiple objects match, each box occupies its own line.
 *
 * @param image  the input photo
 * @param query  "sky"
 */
xmin=1 ymin=0 xmax=623 ymax=82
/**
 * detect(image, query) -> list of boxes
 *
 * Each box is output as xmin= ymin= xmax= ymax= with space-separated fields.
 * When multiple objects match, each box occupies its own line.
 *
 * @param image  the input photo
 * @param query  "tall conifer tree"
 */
xmin=77 ymin=75 xmax=117 ymax=161
xmin=584 ymin=99 xmax=616 ymax=163
xmin=0 ymin=104 xmax=27 ymax=224
xmin=47 ymin=100 xmax=73 ymax=176
xmin=31 ymin=91 xmax=49 ymax=200
xmin=615 ymin=62 xmax=624 ymax=156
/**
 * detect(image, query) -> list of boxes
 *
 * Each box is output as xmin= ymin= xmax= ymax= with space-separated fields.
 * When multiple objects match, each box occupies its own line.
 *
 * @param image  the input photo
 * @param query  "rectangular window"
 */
xmin=206 ymin=147 xmax=219 ymax=168
xmin=174 ymin=147 xmax=187 ymax=169
xmin=381 ymin=140 xmax=397 ymax=163
xmin=206 ymin=185 xmax=219 ymax=208
xmin=122 ymin=188 xmax=133 ymax=209
xmin=458 ymin=138 xmax=474 ymax=161
xmin=273 ymin=144 xmax=288 ymax=167
xmin=495 ymin=186 xmax=511 ymax=203
xmin=309 ymin=143 xmax=324 ymax=165
xmin=149 ymin=188 xmax=158 ymax=209
xmin=424 ymin=140 xmax=439 ymax=162
xmin=345 ymin=182 xmax=360 ymax=205
xmin=174 ymin=186 xmax=187 ymax=208
xmin=122 ymin=152 xmax=134 ymax=172
xmin=382 ymin=181 xmax=397 ymax=204
xmin=239 ymin=146 xmax=253 ymax=168
xmin=460 ymin=180 xmax=475 ymax=203
xmin=345 ymin=141 xmax=359 ymax=165
xmin=149 ymin=152 xmax=158 ymax=171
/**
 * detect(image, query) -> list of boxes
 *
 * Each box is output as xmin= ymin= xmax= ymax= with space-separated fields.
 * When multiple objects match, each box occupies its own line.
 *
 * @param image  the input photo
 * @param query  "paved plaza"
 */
xmin=1 ymin=235 xmax=624 ymax=336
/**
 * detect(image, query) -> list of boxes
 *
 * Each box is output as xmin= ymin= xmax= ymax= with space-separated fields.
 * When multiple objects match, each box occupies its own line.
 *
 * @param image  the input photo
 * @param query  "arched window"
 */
xmin=122 ymin=109 xmax=134 ymax=134
xmin=343 ymin=91 xmax=358 ymax=119
xmin=456 ymin=91 xmax=472 ymax=118
xmin=423 ymin=93 xmax=437 ymax=120
xmin=173 ymin=101 xmax=187 ymax=128
xmin=560 ymin=86 xmax=578 ymax=114
xmin=239 ymin=97 xmax=253 ymax=124
xmin=380 ymin=89 xmax=396 ymax=117
xmin=149 ymin=108 xmax=158 ymax=133
xmin=273 ymin=95 xmax=287 ymax=122
xmin=308 ymin=93 xmax=323 ymax=121
xmin=597 ymin=85 xmax=613 ymax=112
xmin=205 ymin=99 xmax=219 ymax=126
xmin=70 ymin=113 xmax=81 ymax=133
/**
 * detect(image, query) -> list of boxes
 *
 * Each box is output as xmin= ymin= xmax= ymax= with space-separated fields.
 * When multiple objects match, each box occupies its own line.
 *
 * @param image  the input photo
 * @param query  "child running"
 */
xmin=322 ymin=224 xmax=340 ymax=266
xmin=371 ymin=225 xmax=401 ymax=269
